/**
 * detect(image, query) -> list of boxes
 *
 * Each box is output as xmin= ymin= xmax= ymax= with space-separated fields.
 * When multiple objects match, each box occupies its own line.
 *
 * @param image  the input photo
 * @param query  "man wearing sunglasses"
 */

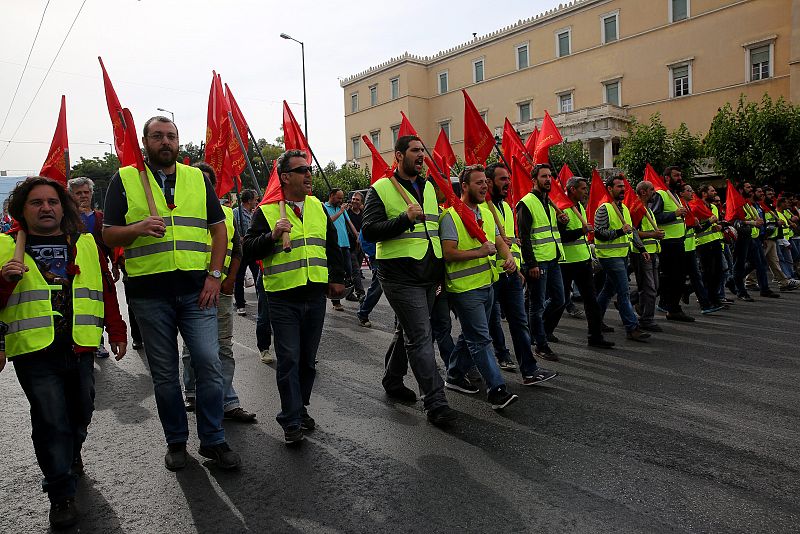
xmin=243 ymin=150 xmax=346 ymax=445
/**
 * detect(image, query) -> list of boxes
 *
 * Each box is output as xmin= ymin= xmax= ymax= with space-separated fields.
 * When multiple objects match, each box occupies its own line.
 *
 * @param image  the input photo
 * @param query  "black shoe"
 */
xmin=725 ymin=280 xmax=736 ymax=294
xmin=132 ymin=340 xmax=143 ymax=350
xmin=587 ymin=337 xmax=615 ymax=349
xmin=357 ymin=316 xmax=372 ymax=328
xmin=49 ymin=497 xmax=78 ymax=530
xmin=720 ymin=297 xmax=735 ymax=304
xmin=427 ymin=405 xmax=458 ymax=426
xmin=626 ymin=328 xmax=651 ymax=342
xmin=640 ymin=323 xmax=663 ymax=332
xmin=224 ymin=407 xmax=257 ymax=423
xmin=345 ymin=292 xmax=360 ymax=302
xmin=487 ymin=386 xmax=518 ymax=410
xmin=534 ymin=344 xmax=559 ymax=361
xmin=466 ymin=366 xmax=483 ymax=383
xmin=284 ymin=426 xmax=304 ymax=445
xmin=185 ymin=397 xmax=195 ymax=412
xmin=165 ymin=443 xmax=188 ymax=471
xmin=384 ymin=385 xmax=417 ymax=402
xmin=522 ymin=368 xmax=558 ymax=386
xmin=681 ymin=293 xmax=690 ymax=305
xmin=666 ymin=312 xmax=695 ymax=322
xmin=738 ymin=293 xmax=755 ymax=302
xmin=546 ymin=334 xmax=559 ymax=343
xmin=445 ymin=376 xmax=480 ymax=394
xmin=498 ymin=359 xmax=517 ymax=371
xmin=301 ymin=414 xmax=316 ymax=432
xmin=601 ymin=323 xmax=615 ymax=333
xmin=760 ymin=290 xmax=781 ymax=298
xmin=198 ymin=442 xmax=241 ymax=469
xmin=71 ymin=453 xmax=84 ymax=477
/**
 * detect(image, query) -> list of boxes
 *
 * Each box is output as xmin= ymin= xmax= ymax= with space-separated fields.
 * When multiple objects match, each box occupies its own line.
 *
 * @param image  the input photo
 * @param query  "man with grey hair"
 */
xmin=632 ymin=180 xmax=665 ymax=331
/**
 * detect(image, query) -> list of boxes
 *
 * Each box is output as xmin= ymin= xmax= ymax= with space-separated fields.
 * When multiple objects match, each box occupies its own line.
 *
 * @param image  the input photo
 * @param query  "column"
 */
xmin=603 ymin=137 xmax=614 ymax=169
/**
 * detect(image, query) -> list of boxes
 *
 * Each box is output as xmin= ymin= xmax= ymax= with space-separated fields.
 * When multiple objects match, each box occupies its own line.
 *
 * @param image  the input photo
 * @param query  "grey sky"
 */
xmin=0 ymin=0 xmax=555 ymax=175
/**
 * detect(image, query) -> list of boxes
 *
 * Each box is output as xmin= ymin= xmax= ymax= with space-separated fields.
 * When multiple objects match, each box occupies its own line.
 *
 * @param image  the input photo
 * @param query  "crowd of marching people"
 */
xmin=2 ymin=113 xmax=799 ymax=530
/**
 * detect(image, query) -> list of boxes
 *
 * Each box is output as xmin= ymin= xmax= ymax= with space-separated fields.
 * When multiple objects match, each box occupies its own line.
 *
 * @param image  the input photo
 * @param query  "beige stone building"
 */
xmin=341 ymin=0 xmax=797 ymax=172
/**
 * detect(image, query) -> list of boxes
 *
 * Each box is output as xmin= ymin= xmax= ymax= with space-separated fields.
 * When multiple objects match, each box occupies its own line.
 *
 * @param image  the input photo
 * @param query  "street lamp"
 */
xmin=280 ymin=32 xmax=308 ymax=141
xmin=156 ymin=107 xmax=175 ymax=122
xmin=98 ymin=140 xmax=113 ymax=155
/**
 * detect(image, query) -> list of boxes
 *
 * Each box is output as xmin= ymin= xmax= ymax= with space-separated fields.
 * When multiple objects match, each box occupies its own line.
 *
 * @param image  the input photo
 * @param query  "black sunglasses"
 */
xmin=286 ymin=165 xmax=313 ymax=175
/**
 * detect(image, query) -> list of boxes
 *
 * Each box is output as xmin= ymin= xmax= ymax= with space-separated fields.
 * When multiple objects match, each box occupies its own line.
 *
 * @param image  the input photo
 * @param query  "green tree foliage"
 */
xmin=178 ymin=142 xmax=204 ymax=164
xmin=549 ymin=141 xmax=597 ymax=178
xmin=704 ymin=94 xmax=800 ymax=187
xmin=311 ymin=162 xmax=370 ymax=201
xmin=70 ymin=152 xmax=121 ymax=209
xmin=617 ymin=113 xmax=703 ymax=182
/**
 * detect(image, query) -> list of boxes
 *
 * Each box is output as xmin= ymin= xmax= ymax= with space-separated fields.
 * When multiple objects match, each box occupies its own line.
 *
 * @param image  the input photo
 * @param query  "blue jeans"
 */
xmin=357 ymin=262 xmax=383 ymax=320
xmin=255 ymin=271 xmax=271 ymax=351
xmin=747 ymin=237 xmax=771 ymax=292
xmin=526 ymin=259 xmax=565 ymax=347
xmin=13 ymin=351 xmax=95 ymax=502
xmin=130 ymin=291 xmax=225 ymax=447
xmin=182 ymin=293 xmax=240 ymax=412
xmin=684 ymin=249 xmax=711 ymax=308
xmin=490 ymin=274 xmax=537 ymax=376
xmin=597 ymin=257 xmax=639 ymax=332
xmin=778 ymin=242 xmax=795 ymax=279
xmin=447 ymin=287 xmax=505 ymax=392
xmin=269 ymin=291 xmax=326 ymax=429
xmin=431 ymin=288 xmax=456 ymax=367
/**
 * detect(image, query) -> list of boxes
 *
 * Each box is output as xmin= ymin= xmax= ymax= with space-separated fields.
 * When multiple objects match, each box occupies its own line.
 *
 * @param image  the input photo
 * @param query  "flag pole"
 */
xmin=246 ymin=126 xmax=271 ymax=192
xmin=228 ymin=112 xmax=262 ymax=198
xmin=10 ymin=230 xmax=26 ymax=281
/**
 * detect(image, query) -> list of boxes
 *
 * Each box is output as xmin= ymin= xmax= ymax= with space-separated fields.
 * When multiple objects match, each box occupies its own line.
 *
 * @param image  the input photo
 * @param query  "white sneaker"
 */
xmin=260 ymin=348 xmax=275 ymax=364
xmin=236 ymin=308 xmax=247 ymax=316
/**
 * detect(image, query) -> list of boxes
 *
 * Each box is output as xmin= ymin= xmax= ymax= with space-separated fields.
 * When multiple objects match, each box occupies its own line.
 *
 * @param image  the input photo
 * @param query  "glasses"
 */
xmin=286 ymin=165 xmax=313 ymax=175
xmin=147 ymin=133 xmax=178 ymax=142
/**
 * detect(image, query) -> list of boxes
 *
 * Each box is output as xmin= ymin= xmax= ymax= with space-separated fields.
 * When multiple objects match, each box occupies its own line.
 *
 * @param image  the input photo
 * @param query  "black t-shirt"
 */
xmin=26 ymin=234 xmax=73 ymax=346
xmin=103 ymin=163 xmax=225 ymax=298
xmin=347 ymin=209 xmax=363 ymax=248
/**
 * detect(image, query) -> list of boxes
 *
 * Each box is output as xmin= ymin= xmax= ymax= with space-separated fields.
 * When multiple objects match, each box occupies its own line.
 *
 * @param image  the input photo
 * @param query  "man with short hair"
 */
xmin=440 ymin=165 xmax=519 ymax=410
xmin=553 ymin=175 xmax=615 ymax=347
xmin=232 ymin=188 xmax=260 ymax=315
xmin=695 ymin=184 xmax=726 ymax=309
xmin=745 ymin=186 xmax=781 ymax=298
xmin=761 ymin=187 xmax=798 ymax=291
xmin=346 ymin=191 xmax=366 ymax=301
xmin=324 ymin=188 xmax=355 ymax=311
xmin=517 ymin=163 xmax=568 ymax=361
xmin=103 ymin=115 xmax=241 ymax=470
xmin=594 ymin=175 xmax=651 ymax=341
xmin=361 ymin=135 xmax=457 ymax=426
xmin=679 ymin=183 xmax=721 ymax=314
xmin=243 ymin=150 xmax=346 ymax=444
xmin=632 ymin=180 xmax=665 ymax=331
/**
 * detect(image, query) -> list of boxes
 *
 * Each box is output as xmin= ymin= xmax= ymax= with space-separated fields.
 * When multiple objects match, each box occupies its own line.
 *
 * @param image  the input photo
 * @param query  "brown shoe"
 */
xmin=626 ymin=328 xmax=651 ymax=342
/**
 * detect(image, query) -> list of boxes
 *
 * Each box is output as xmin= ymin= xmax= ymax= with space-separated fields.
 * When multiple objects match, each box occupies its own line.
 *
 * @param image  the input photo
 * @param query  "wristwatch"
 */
xmin=208 ymin=269 xmax=222 ymax=280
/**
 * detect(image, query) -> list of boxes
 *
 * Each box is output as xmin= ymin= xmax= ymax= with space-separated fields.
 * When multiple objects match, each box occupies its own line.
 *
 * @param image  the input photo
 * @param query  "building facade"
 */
xmin=341 ymin=0 xmax=796 ymax=171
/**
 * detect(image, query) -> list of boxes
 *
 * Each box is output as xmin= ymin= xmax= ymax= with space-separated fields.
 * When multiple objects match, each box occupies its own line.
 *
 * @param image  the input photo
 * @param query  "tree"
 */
xmin=549 ymin=141 xmax=597 ymax=178
xmin=70 ymin=152 xmax=121 ymax=209
xmin=311 ymin=161 xmax=370 ymax=201
xmin=704 ymin=94 xmax=800 ymax=187
xmin=178 ymin=142 xmax=204 ymax=164
xmin=617 ymin=113 xmax=703 ymax=182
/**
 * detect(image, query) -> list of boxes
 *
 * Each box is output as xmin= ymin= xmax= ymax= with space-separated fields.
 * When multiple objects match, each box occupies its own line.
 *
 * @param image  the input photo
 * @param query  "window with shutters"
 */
xmin=518 ymin=102 xmax=532 ymax=123
xmin=604 ymin=81 xmax=620 ymax=106
xmin=556 ymin=29 xmax=571 ymax=57
xmin=516 ymin=43 xmax=529 ymax=70
xmin=370 ymin=130 xmax=380 ymax=150
xmin=559 ymin=93 xmax=573 ymax=113
xmin=390 ymin=77 xmax=399 ymax=100
xmin=671 ymin=64 xmax=691 ymax=97
xmin=438 ymin=71 xmax=449 ymax=94
xmin=350 ymin=93 xmax=358 ymax=113
xmin=473 ymin=58 xmax=485 ymax=83
xmin=352 ymin=137 xmax=361 ymax=158
xmin=749 ymin=44 xmax=772 ymax=81
xmin=670 ymin=0 xmax=689 ymax=22
xmin=369 ymin=85 xmax=378 ymax=106
xmin=601 ymin=12 xmax=618 ymax=44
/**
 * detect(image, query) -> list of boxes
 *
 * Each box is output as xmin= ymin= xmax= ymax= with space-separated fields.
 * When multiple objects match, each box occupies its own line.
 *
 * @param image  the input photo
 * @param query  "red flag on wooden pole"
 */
xmin=363 ymin=135 xmax=391 ymax=184
xmin=40 ymin=95 xmax=69 ymax=185
xmin=398 ymin=111 xmax=418 ymax=138
xmin=533 ymin=111 xmax=563 ymax=165
xmin=586 ymin=169 xmax=610 ymax=227
xmin=259 ymin=160 xmax=283 ymax=205
xmin=724 ymin=179 xmax=747 ymax=222
xmin=204 ymin=72 xmax=228 ymax=186
xmin=558 ymin=164 xmax=574 ymax=188
xmin=525 ymin=126 xmax=539 ymax=155
xmin=510 ymin=153 xmax=532 ymax=211
xmin=622 ymin=178 xmax=646 ymax=227
xmin=433 ymin=127 xmax=456 ymax=180
xmin=462 ymin=90 xmax=494 ymax=165
xmin=425 ymin=156 xmax=487 ymax=243
xmin=98 ymin=57 xmax=126 ymax=159
xmin=643 ymin=163 xmax=668 ymax=192
xmin=548 ymin=171 xmax=574 ymax=211
xmin=224 ymin=82 xmax=249 ymax=178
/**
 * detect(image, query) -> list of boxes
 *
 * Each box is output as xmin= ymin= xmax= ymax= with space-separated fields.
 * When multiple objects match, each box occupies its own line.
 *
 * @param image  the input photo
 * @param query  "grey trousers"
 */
xmin=632 ymin=252 xmax=659 ymax=326
xmin=381 ymin=281 xmax=448 ymax=411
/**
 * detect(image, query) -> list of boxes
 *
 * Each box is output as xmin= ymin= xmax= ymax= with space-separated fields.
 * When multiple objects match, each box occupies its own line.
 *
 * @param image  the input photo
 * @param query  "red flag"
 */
xmin=398 ymin=111 xmax=418 ymax=138
xmin=689 ymin=196 xmax=713 ymax=220
xmin=510 ymin=153 xmax=532 ymax=212
xmin=681 ymin=198 xmax=697 ymax=227
xmin=525 ymin=127 xmax=539 ymax=155
xmin=643 ymin=163 xmax=668 ymax=192
xmin=547 ymin=171 xmax=574 ymax=211
xmin=433 ymin=127 xmax=456 ymax=180
xmin=40 ymin=95 xmax=69 ymax=185
xmin=533 ymin=111 xmax=562 ymax=165
xmin=724 ymin=179 xmax=747 ymax=222
xmin=501 ymin=119 xmax=526 ymax=171
xmin=224 ymin=83 xmax=249 ymax=177
xmin=183 ymin=156 xmax=191 ymax=165
xmin=363 ymin=135 xmax=391 ymax=184
xmin=586 ymin=169 xmax=610 ymax=227
xmin=259 ymin=160 xmax=283 ymax=205
xmin=98 ymin=57 xmax=126 ymax=158
xmin=462 ymin=90 xmax=495 ymax=165
xmin=204 ymin=72 xmax=229 ymax=186
xmin=121 ymin=108 xmax=145 ymax=172
xmin=623 ymin=178 xmax=646 ymax=227
xmin=426 ymin=156 xmax=487 ymax=243
xmin=283 ymin=101 xmax=312 ymax=164
xmin=558 ymin=164 xmax=574 ymax=187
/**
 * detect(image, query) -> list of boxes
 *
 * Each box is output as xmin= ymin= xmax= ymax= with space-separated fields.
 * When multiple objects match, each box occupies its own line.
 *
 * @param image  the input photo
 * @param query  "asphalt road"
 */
xmin=1 ymin=273 xmax=799 ymax=533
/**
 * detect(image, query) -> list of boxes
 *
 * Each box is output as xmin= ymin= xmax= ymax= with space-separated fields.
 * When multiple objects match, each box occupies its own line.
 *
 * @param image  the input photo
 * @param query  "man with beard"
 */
xmin=552 ymin=176 xmax=615 ymax=348
xmin=679 ymin=183 xmax=721 ymax=314
xmin=632 ymin=180 xmax=665 ymax=331
xmin=594 ymin=175 xmax=651 ymax=341
xmin=324 ymin=188 xmax=356 ymax=311
xmin=361 ymin=135 xmax=457 ymax=426
xmin=650 ymin=166 xmax=693 ymax=321
xmin=243 ymin=150 xmax=346 ymax=444
xmin=728 ymin=182 xmax=762 ymax=301
xmin=440 ymin=165 xmax=519 ymax=410
xmin=694 ymin=184 xmax=726 ymax=309
xmin=517 ymin=163 xmax=569 ymax=361
xmin=487 ymin=163 xmax=563 ymax=378
xmin=761 ymin=187 xmax=798 ymax=291
xmin=103 ymin=116 xmax=241 ymax=470
xmin=744 ymin=186 xmax=781 ymax=298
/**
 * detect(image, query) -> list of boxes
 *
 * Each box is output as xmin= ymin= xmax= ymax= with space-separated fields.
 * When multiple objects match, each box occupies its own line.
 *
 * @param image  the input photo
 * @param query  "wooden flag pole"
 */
xmin=278 ymin=201 xmax=291 ymax=252
xmin=9 ymin=230 xmax=26 ymax=281
xmin=228 ymin=111 xmax=263 ymax=199
xmin=140 ymin=169 xmax=159 ymax=217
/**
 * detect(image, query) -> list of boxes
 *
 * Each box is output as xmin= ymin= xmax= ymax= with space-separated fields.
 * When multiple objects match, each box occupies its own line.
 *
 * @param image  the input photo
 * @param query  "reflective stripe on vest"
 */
xmin=560 ymin=204 xmax=591 ymax=263
xmin=779 ymin=211 xmax=793 ymax=239
xmin=0 ymin=233 xmax=104 ymax=357
xmin=764 ymin=209 xmax=779 ymax=239
xmin=684 ymin=227 xmax=696 ymax=252
xmin=696 ymin=204 xmax=723 ymax=246
xmin=656 ymin=189 xmax=685 ymax=240
xmin=373 ymin=178 xmax=442 ymax=260
xmin=635 ymin=207 xmax=661 ymax=254
xmin=260 ymin=196 xmax=329 ymax=292
xmin=206 ymin=205 xmax=235 ymax=280
xmin=595 ymin=203 xmax=633 ymax=258
xmin=743 ymin=204 xmax=760 ymax=238
xmin=120 ymin=163 xmax=209 ymax=277
xmin=444 ymin=204 xmax=499 ymax=293
xmin=518 ymin=193 xmax=562 ymax=262
xmin=491 ymin=201 xmax=521 ymax=274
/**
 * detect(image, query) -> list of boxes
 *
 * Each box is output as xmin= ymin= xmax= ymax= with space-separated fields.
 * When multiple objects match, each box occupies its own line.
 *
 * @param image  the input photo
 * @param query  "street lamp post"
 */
xmin=280 ymin=33 xmax=308 ymax=141
xmin=99 ymin=140 xmax=113 ymax=155
xmin=156 ymin=108 xmax=175 ymax=122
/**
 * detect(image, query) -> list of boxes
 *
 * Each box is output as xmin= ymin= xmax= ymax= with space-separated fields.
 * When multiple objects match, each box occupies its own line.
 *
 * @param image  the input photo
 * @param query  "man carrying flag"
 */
xmin=694 ymin=185 xmax=728 ymax=308
xmin=361 ymin=136 xmax=457 ymax=426
xmin=679 ymin=183 xmax=721 ymax=314
xmin=728 ymin=182 xmax=763 ymax=301
xmin=243 ymin=150 xmax=346 ymax=444
xmin=632 ymin=181 xmax=665 ymax=331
